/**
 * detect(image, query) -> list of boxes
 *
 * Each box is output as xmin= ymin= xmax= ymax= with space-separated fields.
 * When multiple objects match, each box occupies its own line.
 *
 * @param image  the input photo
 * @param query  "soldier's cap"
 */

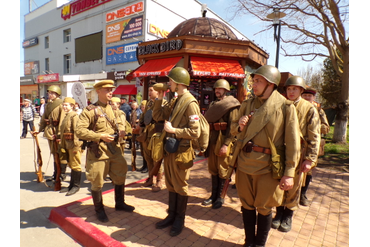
xmin=302 ymin=87 xmax=317 ymax=95
xmin=24 ymin=99 xmax=31 ymax=103
xmin=63 ymin=97 xmax=75 ymax=104
xmin=111 ymin=97 xmax=121 ymax=103
xmin=93 ymin=80 xmax=116 ymax=89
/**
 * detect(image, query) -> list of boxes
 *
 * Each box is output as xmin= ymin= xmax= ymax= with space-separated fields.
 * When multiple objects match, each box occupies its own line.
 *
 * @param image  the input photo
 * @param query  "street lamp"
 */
xmin=266 ymin=8 xmax=286 ymax=69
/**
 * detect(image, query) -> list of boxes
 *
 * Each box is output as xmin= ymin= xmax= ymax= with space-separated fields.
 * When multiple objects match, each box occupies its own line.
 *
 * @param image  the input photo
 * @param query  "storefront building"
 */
xmin=22 ymin=0 xmax=266 ymax=106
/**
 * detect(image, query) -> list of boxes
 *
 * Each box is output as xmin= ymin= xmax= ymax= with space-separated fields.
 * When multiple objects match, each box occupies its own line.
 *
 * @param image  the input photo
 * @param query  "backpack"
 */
xmin=191 ymin=112 xmax=209 ymax=152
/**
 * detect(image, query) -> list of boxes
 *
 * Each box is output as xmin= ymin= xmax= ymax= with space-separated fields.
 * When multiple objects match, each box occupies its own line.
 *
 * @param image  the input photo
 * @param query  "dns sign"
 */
xmin=148 ymin=24 xmax=169 ymax=38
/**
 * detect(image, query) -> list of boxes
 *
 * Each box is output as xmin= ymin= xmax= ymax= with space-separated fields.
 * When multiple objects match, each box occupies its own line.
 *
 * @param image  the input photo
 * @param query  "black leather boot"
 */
xmin=91 ymin=189 xmax=108 ymax=223
xmin=60 ymin=163 xmax=67 ymax=181
xmin=60 ymin=171 xmax=74 ymax=193
xmin=170 ymin=194 xmax=188 ymax=236
xmin=278 ymin=208 xmax=293 ymax=232
xmin=66 ymin=170 xmax=81 ymax=196
xmin=115 ymin=184 xmax=135 ymax=212
xmin=255 ymin=213 xmax=272 ymax=247
xmin=300 ymin=175 xmax=312 ymax=206
xmin=212 ymin=177 xmax=226 ymax=209
xmin=202 ymin=175 xmax=218 ymax=206
xmin=271 ymin=206 xmax=284 ymax=229
xmin=241 ymin=207 xmax=256 ymax=247
xmin=156 ymin=191 xmax=177 ymax=229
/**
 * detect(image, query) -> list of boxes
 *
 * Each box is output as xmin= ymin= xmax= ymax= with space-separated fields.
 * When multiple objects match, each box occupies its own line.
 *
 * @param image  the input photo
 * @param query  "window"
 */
xmin=45 ymin=58 xmax=49 ymax=71
xmin=45 ymin=36 xmax=49 ymax=48
xmin=64 ymin=54 xmax=71 ymax=74
xmin=63 ymin=29 xmax=71 ymax=43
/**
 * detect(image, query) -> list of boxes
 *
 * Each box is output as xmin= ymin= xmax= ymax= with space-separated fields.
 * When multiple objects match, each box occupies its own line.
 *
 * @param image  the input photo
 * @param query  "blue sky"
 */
xmin=19 ymin=0 xmax=326 ymax=77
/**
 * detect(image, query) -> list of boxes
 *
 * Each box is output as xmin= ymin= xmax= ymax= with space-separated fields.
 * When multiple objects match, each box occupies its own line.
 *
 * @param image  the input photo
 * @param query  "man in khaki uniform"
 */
xmin=301 ymin=86 xmax=330 ymax=206
xmin=138 ymin=83 xmax=167 ymax=191
xmin=202 ymin=79 xmax=240 ymax=209
xmin=230 ymin=65 xmax=300 ymax=247
xmin=59 ymin=97 xmax=83 ymax=196
xmin=153 ymin=67 xmax=201 ymax=237
xmin=271 ymin=76 xmax=320 ymax=232
xmin=37 ymin=85 xmax=67 ymax=184
xmin=76 ymin=80 xmax=135 ymax=223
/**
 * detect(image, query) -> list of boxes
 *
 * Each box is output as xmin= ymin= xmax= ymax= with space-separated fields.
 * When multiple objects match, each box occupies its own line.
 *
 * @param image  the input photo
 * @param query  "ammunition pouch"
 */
xmin=63 ymin=132 xmax=74 ymax=141
xmin=210 ymin=122 xmax=227 ymax=131
xmin=88 ymin=142 xmax=102 ymax=159
xmin=44 ymin=119 xmax=50 ymax=125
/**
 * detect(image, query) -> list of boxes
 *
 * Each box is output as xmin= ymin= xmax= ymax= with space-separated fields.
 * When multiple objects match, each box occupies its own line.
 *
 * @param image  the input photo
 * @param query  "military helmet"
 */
xmin=251 ymin=65 xmax=281 ymax=86
xmin=47 ymin=85 xmax=61 ymax=95
xmin=213 ymin=79 xmax=230 ymax=91
xmin=302 ymin=86 xmax=317 ymax=95
xmin=167 ymin=67 xmax=190 ymax=86
xmin=284 ymin=76 xmax=306 ymax=90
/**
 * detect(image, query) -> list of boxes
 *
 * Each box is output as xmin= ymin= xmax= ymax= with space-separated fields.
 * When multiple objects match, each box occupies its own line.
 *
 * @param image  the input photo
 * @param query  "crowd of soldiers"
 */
xmin=29 ymin=64 xmax=329 ymax=247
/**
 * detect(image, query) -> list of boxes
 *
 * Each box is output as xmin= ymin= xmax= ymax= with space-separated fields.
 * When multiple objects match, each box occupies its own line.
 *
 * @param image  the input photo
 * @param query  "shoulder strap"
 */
xmin=170 ymin=94 xmax=196 ymax=127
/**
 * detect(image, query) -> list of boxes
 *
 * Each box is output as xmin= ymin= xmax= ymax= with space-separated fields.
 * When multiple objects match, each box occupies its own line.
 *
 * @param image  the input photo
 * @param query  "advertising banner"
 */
xmin=24 ymin=61 xmax=40 ymax=75
xmin=71 ymin=81 xmax=87 ymax=109
xmin=106 ymin=1 xmax=144 ymax=23
xmin=36 ymin=73 xmax=60 ymax=83
xmin=106 ymin=15 xmax=143 ymax=44
xmin=106 ymin=41 xmax=139 ymax=65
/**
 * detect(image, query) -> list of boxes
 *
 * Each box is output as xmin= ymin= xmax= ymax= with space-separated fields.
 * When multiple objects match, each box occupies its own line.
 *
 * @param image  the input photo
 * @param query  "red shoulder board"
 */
xmin=86 ymin=104 xmax=97 ymax=111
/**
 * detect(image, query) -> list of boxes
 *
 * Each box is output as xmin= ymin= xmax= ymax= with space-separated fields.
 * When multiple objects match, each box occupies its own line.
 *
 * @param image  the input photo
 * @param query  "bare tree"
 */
xmin=230 ymin=0 xmax=349 ymax=143
xmin=297 ymin=65 xmax=324 ymax=104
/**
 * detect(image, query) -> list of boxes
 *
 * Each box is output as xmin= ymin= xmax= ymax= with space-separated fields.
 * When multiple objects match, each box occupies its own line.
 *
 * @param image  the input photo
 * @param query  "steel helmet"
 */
xmin=284 ymin=76 xmax=307 ymax=90
xmin=167 ymin=67 xmax=190 ymax=86
xmin=251 ymin=65 xmax=281 ymax=86
xmin=47 ymin=85 xmax=61 ymax=96
xmin=213 ymin=79 xmax=230 ymax=91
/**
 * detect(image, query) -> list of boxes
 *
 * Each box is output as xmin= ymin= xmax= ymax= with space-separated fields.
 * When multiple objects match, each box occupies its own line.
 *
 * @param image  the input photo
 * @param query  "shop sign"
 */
xmin=148 ymin=23 xmax=169 ymax=38
xmin=106 ymin=1 xmax=144 ymax=23
xmin=61 ymin=0 xmax=113 ymax=20
xmin=36 ymin=73 xmax=60 ymax=84
xmin=106 ymin=15 xmax=143 ymax=44
xmin=24 ymin=61 xmax=40 ymax=75
xmin=22 ymin=37 xmax=38 ymax=48
xmin=106 ymin=41 xmax=139 ymax=65
xmin=137 ymin=39 xmax=183 ymax=56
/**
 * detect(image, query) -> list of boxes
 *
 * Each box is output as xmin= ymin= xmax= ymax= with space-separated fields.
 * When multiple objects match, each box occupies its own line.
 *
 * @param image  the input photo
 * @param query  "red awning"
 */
xmin=113 ymin=84 xmax=137 ymax=95
xmin=190 ymin=57 xmax=246 ymax=78
xmin=132 ymin=57 xmax=182 ymax=77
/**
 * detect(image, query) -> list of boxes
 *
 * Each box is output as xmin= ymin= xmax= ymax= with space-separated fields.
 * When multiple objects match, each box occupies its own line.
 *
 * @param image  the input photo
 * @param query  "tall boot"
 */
xmin=170 ymin=194 xmax=188 ymax=236
xmin=136 ymin=158 xmax=147 ymax=172
xmin=202 ymin=175 xmax=218 ymax=206
xmin=271 ymin=206 xmax=284 ymax=229
xmin=60 ymin=171 xmax=74 ymax=193
xmin=66 ymin=170 xmax=81 ymax=196
xmin=278 ymin=208 xmax=293 ymax=232
xmin=212 ymin=177 xmax=226 ymax=209
xmin=114 ymin=184 xmax=135 ymax=212
xmin=255 ymin=213 xmax=272 ymax=247
xmin=46 ymin=162 xmax=57 ymax=182
xmin=152 ymin=172 xmax=164 ymax=192
xmin=156 ymin=191 xmax=177 ymax=229
xmin=91 ymin=189 xmax=108 ymax=223
xmin=300 ymin=174 xmax=312 ymax=206
xmin=60 ymin=163 xmax=67 ymax=181
xmin=241 ymin=207 xmax=256 ymax=247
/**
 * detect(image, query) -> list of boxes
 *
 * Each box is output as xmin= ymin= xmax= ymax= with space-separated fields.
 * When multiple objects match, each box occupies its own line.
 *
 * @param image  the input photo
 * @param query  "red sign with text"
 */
xmin=61 ymin=0 xmax=113 ymax=20
xmin=106 ymin=1 xmax=144 ymax=23
xmin=36 ymin=73 xmax=60 ymax=83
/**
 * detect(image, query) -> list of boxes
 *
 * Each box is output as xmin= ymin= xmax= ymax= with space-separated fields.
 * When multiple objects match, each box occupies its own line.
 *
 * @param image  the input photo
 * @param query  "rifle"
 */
xmin=51 ymin=121 xmax=61 ymax=191
xmin=131 ymin=132 xmax=137 ymax=171
xmin=31 ymin=126 xmax=43 ymax=183
xmin=220 ymin=114 xmax=251 ymax=199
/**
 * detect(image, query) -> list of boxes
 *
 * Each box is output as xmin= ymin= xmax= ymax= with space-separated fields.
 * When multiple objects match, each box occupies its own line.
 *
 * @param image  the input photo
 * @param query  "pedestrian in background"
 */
xmin=39 ymin=98 xmax=46 ymax=118
xmin=20 ymin=99 xmax=36 ymax=139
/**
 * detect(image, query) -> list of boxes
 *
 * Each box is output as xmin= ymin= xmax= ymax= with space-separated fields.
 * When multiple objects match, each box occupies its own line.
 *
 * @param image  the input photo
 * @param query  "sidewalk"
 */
xmin=49 ymin=159 xmax=349 ymax=247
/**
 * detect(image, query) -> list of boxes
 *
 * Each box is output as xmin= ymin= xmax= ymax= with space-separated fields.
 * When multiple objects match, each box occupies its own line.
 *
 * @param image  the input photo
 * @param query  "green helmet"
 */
xmin=284 ymin=76 xmax=307 ymax=90
xmin=47 ymin=85 xmax=61 ymax=95
xmin=251 ymin=65 xmax=281 ymax=86
xmin=213 ymin=79 xmax=230 ymax=91
xmin=167 ymin=67 xmax=190 ymax=86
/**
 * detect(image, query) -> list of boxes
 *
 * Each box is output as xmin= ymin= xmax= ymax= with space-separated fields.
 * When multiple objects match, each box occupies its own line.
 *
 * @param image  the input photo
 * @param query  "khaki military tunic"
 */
xmin=230 ymin=90 xmax=300 ymax=215
xmin=206 ymin=98 xmax=239 ymax=179
xmin=39 ymin=98 xmax=65 ymax=153
xmin=76 ymin=101 xmax=128 ymax=191
xmin=152 ymin=92 xmax=200 ymax=196
xmin=283 ymin=98 xmax=320 ymax=210
xmin=139 ymin=99 xmax=167 ymax=175
xmin=113 ymin=109 xmax=128 ymax=154
xmin=60 ymin=111 xmax=83 ymax=171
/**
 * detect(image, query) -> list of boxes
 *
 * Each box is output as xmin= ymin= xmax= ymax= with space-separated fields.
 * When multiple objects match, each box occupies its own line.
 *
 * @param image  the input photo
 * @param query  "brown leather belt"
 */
xmin=209 ymin=122 xmax=227 ymax=131
xmin=243 ymin=141 xmax=271 ymax=155
xmin=63 ymin=132 xmax=74 ymax=140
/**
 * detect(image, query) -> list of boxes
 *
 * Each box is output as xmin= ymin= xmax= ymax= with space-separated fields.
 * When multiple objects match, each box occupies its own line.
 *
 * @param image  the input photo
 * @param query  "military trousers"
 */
xmin=65 ymin=148 xmax=82 ymax=172
xmin=207 ymin=142 xmax=231 ymax=179
xmin=85 ymin=145 xmax=128 ymax=191
xmin=282 ymin=166 xmax=304 ymax=211
xmin=163 ymin=152 xmax=191 ymax=196
xmin=142 ymin=138 xmax=163 ymax=174
xmin=236 ymin=170 xmax=284 ymax=216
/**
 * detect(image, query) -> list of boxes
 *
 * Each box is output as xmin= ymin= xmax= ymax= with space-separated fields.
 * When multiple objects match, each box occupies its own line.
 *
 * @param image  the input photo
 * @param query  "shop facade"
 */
xmin=129 ymin=17 xmax=269 ymax=113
